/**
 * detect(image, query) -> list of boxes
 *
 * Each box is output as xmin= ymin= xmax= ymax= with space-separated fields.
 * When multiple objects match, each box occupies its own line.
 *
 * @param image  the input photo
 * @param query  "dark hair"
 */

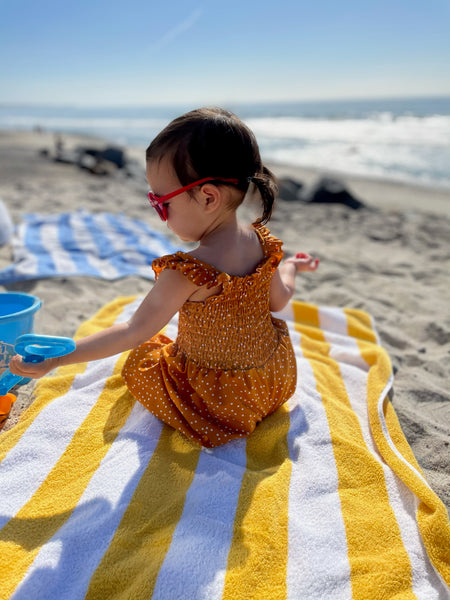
xmin=146 ymin=107 xmax=278 ymax=224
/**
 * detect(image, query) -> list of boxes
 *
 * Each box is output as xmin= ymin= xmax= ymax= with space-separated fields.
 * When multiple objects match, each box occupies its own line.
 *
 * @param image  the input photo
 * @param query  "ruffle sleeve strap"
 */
xmin=253 ymin=224 xmax=284 ymax=270
xmin=152 ymin=252 xmax=222 ymax=288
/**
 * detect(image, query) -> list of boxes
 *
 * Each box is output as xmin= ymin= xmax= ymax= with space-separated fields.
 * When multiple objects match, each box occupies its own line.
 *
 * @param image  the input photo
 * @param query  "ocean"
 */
xmin=1 ymin=96 xmax=449 ymax=189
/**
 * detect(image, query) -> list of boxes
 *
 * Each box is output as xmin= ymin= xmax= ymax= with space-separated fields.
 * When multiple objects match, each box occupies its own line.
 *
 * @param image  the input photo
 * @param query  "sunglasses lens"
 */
xmin=148 ymin=193 xmax=167 ymax=221
xmin=155 ymin=204 xmax=166 ymax=221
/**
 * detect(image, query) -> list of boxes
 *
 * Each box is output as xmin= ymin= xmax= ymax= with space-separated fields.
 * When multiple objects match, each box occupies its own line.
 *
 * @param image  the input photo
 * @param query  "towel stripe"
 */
xmin=44 ymin=215 xmax=80 ymax=275
xmin=17 ymin=220 xmax=38 ymax=276
xmin=286 ymin=309 xmax=353 ymax=600
xmin=0 ymin=361 xmax=87 ymax=464
xmin=24 ymin=213 xmax=55 ymax=276
xmin=64 ymin=212 xmax=104 ymax=277
xmin=84 ymin=427 xmax=201 ymax=600
xmin=293 ymin=303 xmax=417 ymax=600
xmin=81 ymin=213 xmax=126 ymax=279
xmin=2 ymin=353 xmax=134 ymax=599
xmin=354 ymin=333 xmax=450 ymax=590
xmin=343 ymin=311 xmax=448 ymax=598
xmin=222 ymin=404 xmax=292 ymax=600
xmin=11 ymin=405 xmax=163 ymax=600
xmin=152 ymin=440 xmax=248 ymax=600
xmin=0 ymin=361 xmax=110 ymax=532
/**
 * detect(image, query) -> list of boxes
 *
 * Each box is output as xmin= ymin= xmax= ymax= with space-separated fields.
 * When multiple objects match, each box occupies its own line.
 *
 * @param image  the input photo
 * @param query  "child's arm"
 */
xmin=269 ymin=253 xmax=319 ymax=312
xmin=9 ymin=269 xmax=198 ymax=379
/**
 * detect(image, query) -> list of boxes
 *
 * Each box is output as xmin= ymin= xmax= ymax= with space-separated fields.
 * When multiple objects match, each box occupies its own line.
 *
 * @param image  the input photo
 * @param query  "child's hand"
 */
xmin=284 ymin=252 xmax=320 ymax=273
xmin=8 ymin=354 xmax=58 ymax=380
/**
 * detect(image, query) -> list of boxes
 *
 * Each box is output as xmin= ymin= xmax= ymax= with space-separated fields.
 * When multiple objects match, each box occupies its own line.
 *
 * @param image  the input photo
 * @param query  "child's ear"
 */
xmin=200 ymin=183 xmax=221 ymax=213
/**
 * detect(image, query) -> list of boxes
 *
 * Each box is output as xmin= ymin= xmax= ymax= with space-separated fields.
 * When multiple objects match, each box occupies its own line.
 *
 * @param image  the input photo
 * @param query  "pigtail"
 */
xmin=248 ymin=166 xmax=278 ymax=225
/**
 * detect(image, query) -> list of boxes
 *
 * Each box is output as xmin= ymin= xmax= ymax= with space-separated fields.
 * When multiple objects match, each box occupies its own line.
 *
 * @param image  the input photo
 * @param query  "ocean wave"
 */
xmin=1 ymin=104 xmax=449 ymax=189
xmin=246 ymin=115 xmax=450 ymax=146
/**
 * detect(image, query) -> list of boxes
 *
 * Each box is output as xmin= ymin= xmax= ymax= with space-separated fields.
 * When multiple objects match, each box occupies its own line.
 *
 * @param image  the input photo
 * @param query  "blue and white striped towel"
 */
xmin=0 ymin=210 xmax=179 ymax=283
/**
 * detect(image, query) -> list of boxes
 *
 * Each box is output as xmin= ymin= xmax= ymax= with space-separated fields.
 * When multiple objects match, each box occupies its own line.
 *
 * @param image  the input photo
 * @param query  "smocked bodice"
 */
xmin=152 ymin=224 xmax=283 ymax=370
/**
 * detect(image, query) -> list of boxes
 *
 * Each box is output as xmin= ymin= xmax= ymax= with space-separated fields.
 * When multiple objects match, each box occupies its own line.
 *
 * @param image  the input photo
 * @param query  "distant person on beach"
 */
xmin=9 ymin=107 xmax=319 ymax=448
xmin=54 ymin=134 xmax=64 ymax=159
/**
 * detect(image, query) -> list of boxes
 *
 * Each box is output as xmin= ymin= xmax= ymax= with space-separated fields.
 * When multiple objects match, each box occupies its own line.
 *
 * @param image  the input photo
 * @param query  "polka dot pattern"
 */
xmin=122 ymin=224 xmax=297 ymax=448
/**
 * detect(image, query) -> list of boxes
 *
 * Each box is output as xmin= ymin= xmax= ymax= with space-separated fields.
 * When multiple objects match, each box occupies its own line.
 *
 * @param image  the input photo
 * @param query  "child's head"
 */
xmin=146 ymin=107 xmax=278 ymax=224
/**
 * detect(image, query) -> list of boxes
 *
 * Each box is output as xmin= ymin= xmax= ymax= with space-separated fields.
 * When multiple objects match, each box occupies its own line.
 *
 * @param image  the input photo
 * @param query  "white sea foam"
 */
xmin=247 ymin=114 xmax=450 ymax=188
xmin=246 ymin=114 xmax=450 ymax=146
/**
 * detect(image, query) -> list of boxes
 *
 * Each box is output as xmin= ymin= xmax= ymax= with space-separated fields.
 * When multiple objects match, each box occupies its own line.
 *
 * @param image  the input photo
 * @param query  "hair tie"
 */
xmin=247 ymin=175 xmax=257 ymax=184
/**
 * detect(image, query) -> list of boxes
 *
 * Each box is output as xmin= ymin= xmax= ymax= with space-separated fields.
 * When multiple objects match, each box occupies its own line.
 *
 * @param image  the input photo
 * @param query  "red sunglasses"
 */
xmin=147 ymin=177 xmax=239 ymax=221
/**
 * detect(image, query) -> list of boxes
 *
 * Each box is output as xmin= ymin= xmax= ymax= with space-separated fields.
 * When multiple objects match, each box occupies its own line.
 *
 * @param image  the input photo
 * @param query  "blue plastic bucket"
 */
xmin=0 ymin=292 xmax=41 ymax=370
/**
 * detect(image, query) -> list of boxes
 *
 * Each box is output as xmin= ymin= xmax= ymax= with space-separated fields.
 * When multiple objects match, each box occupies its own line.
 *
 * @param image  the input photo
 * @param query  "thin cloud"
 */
xmin=150 ymin=9 xmax=203 ymax=51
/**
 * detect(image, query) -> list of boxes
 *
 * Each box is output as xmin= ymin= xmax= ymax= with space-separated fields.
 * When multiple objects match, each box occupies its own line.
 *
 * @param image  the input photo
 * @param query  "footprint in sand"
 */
xmin=425 ymin=323 xmax=450 ymax=345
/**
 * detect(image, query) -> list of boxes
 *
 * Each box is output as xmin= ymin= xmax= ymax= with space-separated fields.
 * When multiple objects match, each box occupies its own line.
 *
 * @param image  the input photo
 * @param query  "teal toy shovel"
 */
xmin=0 ymin=334 xmax=76 ymax=421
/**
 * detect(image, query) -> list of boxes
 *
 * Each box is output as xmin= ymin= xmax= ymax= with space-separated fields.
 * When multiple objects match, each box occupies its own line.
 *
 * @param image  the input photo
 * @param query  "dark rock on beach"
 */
xmin=277 ymin=177 xmax=304 ymax=202
xmin=45 ymin=135 xmax=129 ymax=176
xmin=278 ymin=176 xmax=365 ymax=209
xmin=301 ymin=177 xmax=365 ymax=209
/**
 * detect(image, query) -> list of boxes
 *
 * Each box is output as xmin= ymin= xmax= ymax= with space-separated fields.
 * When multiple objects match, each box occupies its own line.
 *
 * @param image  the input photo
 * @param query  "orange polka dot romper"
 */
xmin=122 ymin=224 xmax=297 ymax=448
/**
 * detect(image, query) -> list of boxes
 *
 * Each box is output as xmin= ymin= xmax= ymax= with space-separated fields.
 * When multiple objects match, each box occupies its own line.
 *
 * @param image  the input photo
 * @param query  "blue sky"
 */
xmin=1 ymin=0 xmax=449 ymax=106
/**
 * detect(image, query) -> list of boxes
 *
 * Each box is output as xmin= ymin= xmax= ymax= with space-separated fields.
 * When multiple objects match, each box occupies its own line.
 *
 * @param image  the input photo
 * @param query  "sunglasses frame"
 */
xmin=147 ymin=177 xmax=239 ymax=221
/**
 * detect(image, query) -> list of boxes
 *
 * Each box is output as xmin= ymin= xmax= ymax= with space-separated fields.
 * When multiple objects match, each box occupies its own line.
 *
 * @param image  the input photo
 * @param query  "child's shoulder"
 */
xmin=195 ymin=222 xmax=283 ymax=277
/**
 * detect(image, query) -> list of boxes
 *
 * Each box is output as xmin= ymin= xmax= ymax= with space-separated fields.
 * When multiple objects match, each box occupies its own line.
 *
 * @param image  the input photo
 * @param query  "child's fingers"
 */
xmin=8 ymin=355 xmax=24 ymax=375
xmin=300 ymin=258 xmax=319 ymax=271
xmin=292 ymin=253 xmax=320 ymax=272
xmin=9 ymin=355 xmax=46 ymax=378
xmin=295 ymin=252 xmax=316 ymax=263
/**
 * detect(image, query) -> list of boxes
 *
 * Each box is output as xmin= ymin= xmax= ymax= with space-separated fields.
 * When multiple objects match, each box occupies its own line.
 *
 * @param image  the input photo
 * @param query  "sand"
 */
xmin=0 ymin=130 xmax=449 ymax=510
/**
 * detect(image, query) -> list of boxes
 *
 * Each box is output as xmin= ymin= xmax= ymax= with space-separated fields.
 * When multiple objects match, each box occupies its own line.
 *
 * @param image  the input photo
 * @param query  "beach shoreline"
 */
xmin=0 ymin=130 xmax=449 ymax=510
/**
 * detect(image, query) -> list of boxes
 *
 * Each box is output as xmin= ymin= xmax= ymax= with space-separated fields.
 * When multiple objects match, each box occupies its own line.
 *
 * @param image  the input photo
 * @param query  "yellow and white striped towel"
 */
xmin=0 ymin=296 xmax=449 ymax=600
